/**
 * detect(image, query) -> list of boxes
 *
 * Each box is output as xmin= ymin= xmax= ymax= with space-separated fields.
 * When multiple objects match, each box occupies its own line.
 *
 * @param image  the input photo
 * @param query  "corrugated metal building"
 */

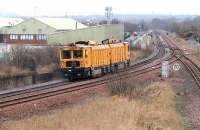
xmin=48 ymin=24 xmax=124 ymax=45
xmin=0 ymin=17 xmax=124 ymax=45
xmin=0 ymin=18 xmax=24 ymax=43
xmin=0 ymin=17 xmax=87 ymax=44
xmin=1 ymin=18 xmax=54 ymax=44
xmin=36 ymin=17 xmax=87 ymax=31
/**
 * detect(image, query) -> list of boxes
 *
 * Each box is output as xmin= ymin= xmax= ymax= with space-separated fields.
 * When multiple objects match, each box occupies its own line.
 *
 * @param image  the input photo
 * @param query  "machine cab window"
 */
xmin=62 ymin=50 xmax=71 ymax=59
xmin=73 ymin=50 xmax=83 ymax=59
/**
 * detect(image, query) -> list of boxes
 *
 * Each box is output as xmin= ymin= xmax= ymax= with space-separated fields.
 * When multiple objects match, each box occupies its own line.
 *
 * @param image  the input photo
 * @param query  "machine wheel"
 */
xmin=124 ymin=62 xmax=127 ymax=70
xmin=68 ymin=76 xmax=75 ymax=81
xmin=101 ymin=67 xmax=106 ymax=75
xmin=110 ymin=65 xmax=114 ymax=73
xmin=68 ymin=72 xmax=76 ymax=81
xmin=114 ymin=64 xmax=118 ymax=72
xmin=106 ymin=66 xmax=109 ymax=73
xmin=127 ymin=60 xmax=130 ymax=67
xmin=62 ymin=72 xmax=68 ymax=78
xmin=87 ymin=69 xmax=93 ymax=79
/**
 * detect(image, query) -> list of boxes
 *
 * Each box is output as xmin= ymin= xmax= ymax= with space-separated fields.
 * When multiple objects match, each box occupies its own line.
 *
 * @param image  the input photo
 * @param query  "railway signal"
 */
xmin=173 ymin=63 xmax=180 ymax=71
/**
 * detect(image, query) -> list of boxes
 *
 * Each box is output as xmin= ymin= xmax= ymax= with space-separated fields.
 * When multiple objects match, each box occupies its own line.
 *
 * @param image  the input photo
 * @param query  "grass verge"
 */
xmin=0 ymin=82 xmax=183 ymax=130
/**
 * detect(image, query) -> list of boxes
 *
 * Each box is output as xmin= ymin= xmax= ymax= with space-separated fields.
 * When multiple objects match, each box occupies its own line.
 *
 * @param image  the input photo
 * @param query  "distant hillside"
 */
xmin=71 ymin=14 xmax=199 ymax=23
xmin=0 ymin=12 xmax=198 ymax=23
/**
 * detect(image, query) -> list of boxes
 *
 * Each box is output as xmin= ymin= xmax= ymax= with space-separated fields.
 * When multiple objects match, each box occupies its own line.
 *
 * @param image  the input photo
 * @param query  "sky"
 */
xmin=0 ymin=0 xmax=200 ymax=16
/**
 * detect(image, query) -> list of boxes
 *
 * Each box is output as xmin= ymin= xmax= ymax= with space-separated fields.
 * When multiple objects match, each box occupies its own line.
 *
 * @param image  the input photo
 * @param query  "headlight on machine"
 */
xmin=80 ymin=61 xmax=84 ymax=67
xmin=60 ymin=61 xmax=65 ymax=68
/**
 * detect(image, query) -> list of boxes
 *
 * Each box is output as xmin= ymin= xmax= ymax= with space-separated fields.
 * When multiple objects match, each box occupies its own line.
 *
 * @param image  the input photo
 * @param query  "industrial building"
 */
xmin=0 ymin=17 xmax=87 ymax=44
xmin=48 ymin=24 xmax=124 ymax=45
xmin=0 ymin=17 xmax=124 ymax=45
xmin=0 ymin=18 xmax=24 ymax=43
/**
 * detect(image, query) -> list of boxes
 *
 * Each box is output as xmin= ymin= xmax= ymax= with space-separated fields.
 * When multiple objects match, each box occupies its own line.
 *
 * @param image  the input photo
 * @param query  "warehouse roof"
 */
xmin=35 ymin=17 xmax=87 ymax=31
xmin=0 ymin=17 xmax=24 ymax=28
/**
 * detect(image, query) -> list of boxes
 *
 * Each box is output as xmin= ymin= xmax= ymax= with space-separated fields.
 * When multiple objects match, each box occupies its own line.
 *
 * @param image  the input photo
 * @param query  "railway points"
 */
xmin=1 ymin=32 xmax=199 ymax=123
xmin=0 ymin=33 xmax=177 ymax=116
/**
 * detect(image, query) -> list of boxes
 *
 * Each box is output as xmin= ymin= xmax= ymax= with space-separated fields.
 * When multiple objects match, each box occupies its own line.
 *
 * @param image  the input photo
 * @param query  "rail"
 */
xmin=0 ymin=35 xmax=177 ymax=108
xmin=162 ymin=33 xmax=200 ymax=88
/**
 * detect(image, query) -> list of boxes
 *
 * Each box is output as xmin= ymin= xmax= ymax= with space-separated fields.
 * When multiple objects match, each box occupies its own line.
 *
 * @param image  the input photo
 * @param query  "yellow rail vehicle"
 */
xmin=59 ymin=40 xmax=130 ymax=81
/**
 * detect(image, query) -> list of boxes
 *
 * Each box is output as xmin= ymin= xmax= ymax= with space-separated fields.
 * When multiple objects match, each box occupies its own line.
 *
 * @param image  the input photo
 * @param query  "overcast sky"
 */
xmin=0 ymin=0 xmax=200 ymax=16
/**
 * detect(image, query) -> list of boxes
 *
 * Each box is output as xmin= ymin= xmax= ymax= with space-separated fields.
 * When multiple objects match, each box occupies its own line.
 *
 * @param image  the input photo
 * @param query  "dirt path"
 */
xmin=168 ymin=34 xmax=200 ymax=129
xmin=170 ymin=61 xmax=200 ymax=129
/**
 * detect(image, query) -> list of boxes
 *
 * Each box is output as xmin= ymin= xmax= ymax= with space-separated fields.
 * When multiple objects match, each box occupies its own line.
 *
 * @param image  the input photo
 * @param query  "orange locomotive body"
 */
xmin=59 ymin=39 xmax=130 ymax=81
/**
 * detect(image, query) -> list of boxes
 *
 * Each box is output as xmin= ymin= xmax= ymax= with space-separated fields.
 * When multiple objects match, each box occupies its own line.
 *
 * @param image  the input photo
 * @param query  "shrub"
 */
xmin=108 ymin=73 xmax=156 ymax=101
xmin=6 ymin=45 xmax=59 ymax=72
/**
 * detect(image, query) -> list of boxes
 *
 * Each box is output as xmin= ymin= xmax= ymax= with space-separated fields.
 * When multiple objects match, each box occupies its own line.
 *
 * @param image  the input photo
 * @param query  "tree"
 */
xmin=124 ymin=22 xmax=139 ymax=33
xmin=111 ymin=19 xmax=120 ymax=24
xmin=99 ymin=20 xmax=107 ymax=25
xmin=138 ymin=20 xmax=148 ymax=31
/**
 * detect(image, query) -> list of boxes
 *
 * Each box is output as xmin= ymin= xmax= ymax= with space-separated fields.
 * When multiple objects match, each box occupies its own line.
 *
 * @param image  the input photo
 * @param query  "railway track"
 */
xmin=162 ymin=33 xmax=200 ymax=88
xmin=179 ymin=57 xmax=200 ymax=87
xmin=0 ymin=42 xmax=160 ymax=98
xmin=0 ymin=47 xmax=159 ymax=101
xmin=0 ymin=36 xmax=178 ymax=109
